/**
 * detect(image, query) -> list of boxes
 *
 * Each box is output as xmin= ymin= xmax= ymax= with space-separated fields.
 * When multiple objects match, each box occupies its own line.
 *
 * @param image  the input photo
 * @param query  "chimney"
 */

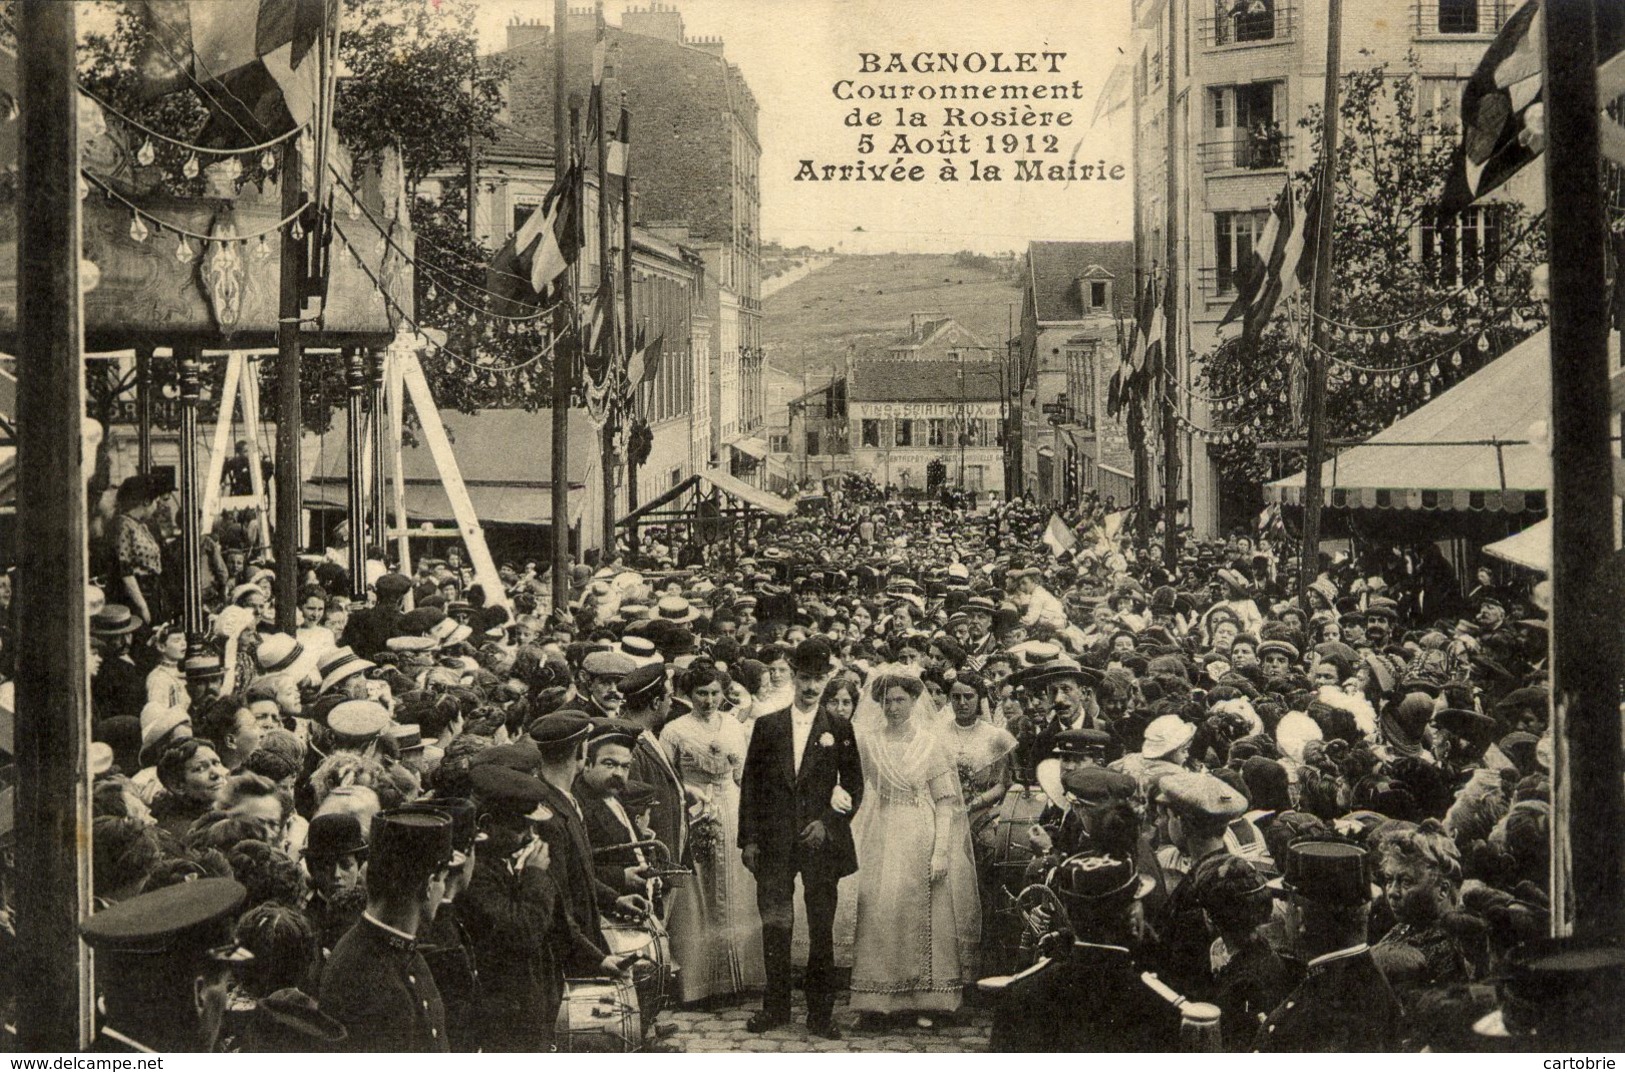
xmin=565 ymin=6 xmax=596 ymax=35
xmin=505 ymin=16 xmax=551 ymax=51
xmin=909 ymin=312 xmax=931 ymax=338
xmin=621 ymin=2 xmax=685 ymax=43
xmin=690 ymin=34 xmax=725 ymax=54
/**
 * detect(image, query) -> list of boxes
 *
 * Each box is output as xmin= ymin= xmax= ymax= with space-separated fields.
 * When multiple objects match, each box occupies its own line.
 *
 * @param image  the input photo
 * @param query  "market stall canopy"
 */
xmin=1483 ymin=517 xmax=1551 ymax=573
xmin=728 ymin=435 xmax=770 ymax=460
xmin=1264 ymin=328 xmax=1594 ymax=514
xmin=700 ymin=469 xmax=795 ymax=517
xmin=304 ymin=407 xmax=595 ymax=527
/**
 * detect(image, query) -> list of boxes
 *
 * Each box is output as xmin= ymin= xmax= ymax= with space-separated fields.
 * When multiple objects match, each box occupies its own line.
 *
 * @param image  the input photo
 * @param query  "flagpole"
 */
xmin=1298 ymin=0 xmax=1342 ymax=608
xmin=622 ymin=96 xmax=638 ymax=516
xmin=595 ymin=3 xmax=617 ymax=564
xmin=550 ymin=0 xmax=571 ymax=614
xmin=1161 ymin=6 xmax=1181 ymax=571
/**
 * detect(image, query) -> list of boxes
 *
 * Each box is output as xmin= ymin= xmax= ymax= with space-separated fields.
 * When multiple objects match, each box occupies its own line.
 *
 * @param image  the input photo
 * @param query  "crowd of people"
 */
xmin=0 ymin=473 xmax=1607 ymax=1052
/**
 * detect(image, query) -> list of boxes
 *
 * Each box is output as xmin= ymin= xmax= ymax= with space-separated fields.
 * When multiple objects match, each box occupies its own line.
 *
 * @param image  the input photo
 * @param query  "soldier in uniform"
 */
xmin=1151 ymin=771 xmax=1250 ymax=999
xmin=398 ymin=797 xmax=483 ymax=1052
xmin=1255 ymin=840 xmax=1403 ymax=1052
xmin=984 ymin=853 xmax=1181 ymax=1051
xmin=1188 ymin=855 xmax=1299 ymax=1051
xmin=318 ymin=808 xmax=456 ymax=1052
xmin=79 ymin=876 xmax=248 ymax=1052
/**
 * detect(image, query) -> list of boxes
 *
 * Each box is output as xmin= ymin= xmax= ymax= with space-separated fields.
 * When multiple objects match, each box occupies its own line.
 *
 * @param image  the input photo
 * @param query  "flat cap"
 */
xmin=1051 ymin=728 xmax=1115 ymax=757
xmin=528 ymin=711 xmax=594 ymax=750
xmin=1157 ymin=771 xmax=1249 ymax=820
xmin=620 ymin=663 xmax=667 ymax=705
xmin=1061 ymin=766 xmax=1138 ymax=804
xmin=375 ymin=573 xmax=413 ymax=598
xmin=581 ymin=651 xmax=636 ymax=678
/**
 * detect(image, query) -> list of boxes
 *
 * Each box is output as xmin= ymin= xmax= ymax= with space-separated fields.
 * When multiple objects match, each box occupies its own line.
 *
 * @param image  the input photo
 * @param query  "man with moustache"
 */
xmin=738 ymin=637 xmax=863 ymax=1039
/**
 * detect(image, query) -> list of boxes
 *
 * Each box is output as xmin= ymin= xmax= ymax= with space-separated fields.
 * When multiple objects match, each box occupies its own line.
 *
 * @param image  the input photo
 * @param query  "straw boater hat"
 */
xmin=317 ymin=647 xmax=376 ymax=694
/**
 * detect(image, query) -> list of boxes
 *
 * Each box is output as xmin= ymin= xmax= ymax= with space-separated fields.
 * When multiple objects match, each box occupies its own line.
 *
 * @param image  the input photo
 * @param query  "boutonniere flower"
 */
xmin=819 ymin=732 xmax=835 ymax=748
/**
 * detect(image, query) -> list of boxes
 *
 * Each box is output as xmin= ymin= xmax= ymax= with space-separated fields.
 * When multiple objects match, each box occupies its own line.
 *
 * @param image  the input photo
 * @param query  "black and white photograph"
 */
xmin=0 ymin=0 xmax=1621 ymax=1055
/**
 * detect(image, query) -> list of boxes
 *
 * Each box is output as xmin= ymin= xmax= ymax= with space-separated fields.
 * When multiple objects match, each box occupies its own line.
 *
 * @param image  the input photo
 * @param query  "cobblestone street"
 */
xmin=653 ymin=994 xmax=993 ymax=1053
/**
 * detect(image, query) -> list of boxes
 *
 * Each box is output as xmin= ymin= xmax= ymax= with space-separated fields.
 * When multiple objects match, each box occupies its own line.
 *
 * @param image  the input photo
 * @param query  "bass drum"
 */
xmin=602 ymin=918 xmax=678 ymax=1035
xmin=555 ymin=978 xmax=640 ymax=1053
xmin=987 ymin=784 xmax=1050 ymax=894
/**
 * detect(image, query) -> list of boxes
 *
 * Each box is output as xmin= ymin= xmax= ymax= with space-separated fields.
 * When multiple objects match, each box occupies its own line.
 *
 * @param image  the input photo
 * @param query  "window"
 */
xmin=769 ymin=434 xmax=789 ymax=452
xmin=1090 ymin=281 xmax=1108 ymax=308
xmin=1420 ymin=205 xmax=1503 ymax=288
xmin=1208 ymin=82 xmax=1285 ymax=169
xmin=1437 ymin=0 xmax=1479 ymax=33
xmin=1419 ymin=77 xmax=1465 ymax=139
xmin=805 ymin=430 xmax=821 ymax=455
xmin=669 ymin=468 xmax=683 ymax=489
xmin=1214 ymin=0 xmax=1277 ymax=45
xmin=895 ymin=419 xmax=913 ymax=447
xmin=1066 ymin=347 xmax=1098 ymax=431
xmin=512 ymin=201 xmax=539 ymax=234
xmin=861 ymin=419 xmax=882 ymax=448
xmin=1214 ymin=210 xmax=1272 ymax=294
xmin=927 ymin=419 xmax=947 ymax=447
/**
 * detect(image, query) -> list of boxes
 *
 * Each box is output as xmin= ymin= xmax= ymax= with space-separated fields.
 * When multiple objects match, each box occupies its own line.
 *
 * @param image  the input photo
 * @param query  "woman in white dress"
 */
xmin=846 ymin=670 xmax=980 ymax=1026
xmin=660 ymin=663 xmax=765 ymax=1003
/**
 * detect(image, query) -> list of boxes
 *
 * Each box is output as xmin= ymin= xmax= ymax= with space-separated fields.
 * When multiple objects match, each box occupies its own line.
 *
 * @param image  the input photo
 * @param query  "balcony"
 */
xmin=1198 ymin=128 xmax=1291 ymax=172
xmin=1199 ymin=3 xmax=1296 ymax=48
xmin=1411 ymin=0 xmax=1511 ymax=37
xmin=1197 ymin=266 xmax=1242 ymax=303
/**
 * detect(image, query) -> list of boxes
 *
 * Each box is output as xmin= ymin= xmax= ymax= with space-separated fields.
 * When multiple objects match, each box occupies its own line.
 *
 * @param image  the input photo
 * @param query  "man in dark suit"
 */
xmin=738 ymin=637 xmax=863 ymax=1038
xmin=339 ymin=572 xmax=412 ymax=657
xmin=527 ymin=711 xmax=650 ymax=954
xmin=575 ymin=725 xmax=653 ymax=894
xmin=319 ymin=810 xmax=455 ymax=1052
xmin=621 ymin=664 xmax=689 ymax=866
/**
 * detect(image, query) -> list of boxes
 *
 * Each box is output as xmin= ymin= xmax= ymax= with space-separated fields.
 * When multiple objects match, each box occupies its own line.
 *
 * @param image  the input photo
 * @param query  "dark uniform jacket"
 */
xmin=340 ymin=604 xmax=403 ymax=659
xmin=418 ymin=906 xmax=479 ymax=1051
xmin=577 ymin=784 xmax=645 ymax=894
xmin=1254 ymin=946 xmax=1403 ymax=1052
xmin=988 ymin=941 xmax=1181 ymax=1052
xmin=1212 ymin=934 xmax=1300 ymax=1051
xmin=534 ymin=779 xmax=622 ymax=950
xmin=319 ymin=915 xmax=449 ymax=1052
xmin=458 ymin=834 xmax=606 ymax=1051
xmin=737 ymin=706 xmax=862 ymax=881
xmin=629 ymin=729 xmax=687 ymax=864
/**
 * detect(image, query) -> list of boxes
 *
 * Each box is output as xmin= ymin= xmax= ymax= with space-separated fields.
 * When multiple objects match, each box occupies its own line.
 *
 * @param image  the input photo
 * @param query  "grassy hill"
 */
xmin=763 ymin=253 xmax=1023 ymax=382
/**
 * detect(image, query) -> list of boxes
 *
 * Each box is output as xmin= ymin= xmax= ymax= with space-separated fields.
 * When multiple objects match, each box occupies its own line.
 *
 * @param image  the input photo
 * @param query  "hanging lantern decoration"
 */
xmin=129 ymin=213 xmax=149 ymax=243
xmin=1463 ymin=287 xmax=1479 ymax=308
xmin=1358 ymin=372 xmax=1368 ymax=385
xmin=261 ymin=150 xmax=276 ymax=172
xmin=1511 ymin=308 xmax=1528 ymax=330
xmin=137 ymin=139 xmax=156 ymax=167
xmin=1379 ymin=329 xmax=1391 ymax=344
xmin=174 ymin=235 xmax=192 ymax=262
xmin=1429 ymin=361 xmax=1441 ymax=378
xmin=1408 ymin=370 xmax=1420 ymax=385
xmin=182 ymin=154 xmax=200 ymax=179
xmin=1477 ymin=332 xmax=1490 ymax=352
xmin=291 ymin=217 xmax=304 ymax=240
xmin=1452 ymin=349 xmax=1464 ymax=368
xmin=255 ymin=235 xmax=273 ymax=261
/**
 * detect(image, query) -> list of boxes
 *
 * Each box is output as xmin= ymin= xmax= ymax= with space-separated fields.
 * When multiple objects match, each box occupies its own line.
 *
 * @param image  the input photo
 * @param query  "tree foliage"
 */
xmin=1200 ymin=56 xmax=1548 ymax=487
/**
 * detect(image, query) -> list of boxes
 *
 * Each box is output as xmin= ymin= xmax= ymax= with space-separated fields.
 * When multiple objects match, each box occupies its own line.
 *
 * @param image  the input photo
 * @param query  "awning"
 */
xmin=1483 ymin=518 xmax=1550 ymax=573
xmin=700 ymin=468 xmax=796 ymax=517
xmin=305 ymin=480 xmax=584 ymax=527
xmin=730 ymin=436 xmax=770 ymax=460
xmin=1264 ymin=328 xmax=1591 ymax=514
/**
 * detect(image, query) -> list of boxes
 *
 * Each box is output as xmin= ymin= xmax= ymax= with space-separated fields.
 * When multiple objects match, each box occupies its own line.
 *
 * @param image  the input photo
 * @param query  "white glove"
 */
xmin=830 ymin=784 xmax=853 ymax=814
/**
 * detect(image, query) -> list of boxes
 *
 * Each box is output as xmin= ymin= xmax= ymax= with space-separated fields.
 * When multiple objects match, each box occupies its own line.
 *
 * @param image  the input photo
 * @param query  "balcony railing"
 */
xmin=1198 ymin=129 xmax=1291 ymax=172
xmin=1197 ymin=266 xmax=1242 ymax=303
xmin=1199 ymin=3 xmax=1297 ymax=48
xmin=1411 ymin=0 xmax=1511 ymax=36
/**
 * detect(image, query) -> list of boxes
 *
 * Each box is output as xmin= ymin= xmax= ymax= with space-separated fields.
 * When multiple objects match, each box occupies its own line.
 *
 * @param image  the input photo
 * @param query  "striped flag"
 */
xmin=486 ymin=162 xmax=582 ymax=316
xmin=1219 ymin=179 xmax=1320 ymax=344
xmin=625 ymin=334 xmax=666 ymax=387
xmin=606 ymin=105 xmax=629 ymax=178
xmin=1439 ymin=0 xmax=1544 ymax=215
xmin=137 ymin=0 xmax=334 ymax=146
xmin=1041 ymin=513 xmax=1077 ymax=557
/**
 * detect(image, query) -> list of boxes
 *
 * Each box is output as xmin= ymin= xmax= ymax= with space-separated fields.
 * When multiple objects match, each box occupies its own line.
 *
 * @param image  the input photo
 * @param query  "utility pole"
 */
xmin=1161 ymin=8 xmax=1181 ymax=570
xmin=549 ymin=0 xmax=571 ymax=613
xmin=344 ymin=346 xmax=368 ymax=598
xmin=13 ymin=2 xmax=93 ymax=1048
xmin=622 ymin=96 xmax=637 ymax=513
xmin=1542 ymin=0 xmax=1623 ymax=943
xmin=1298 ymin=0 xmax=1342 ymax=606
xmin=274 ymin=137 xmax=304 ymax=632
xmin=595 ymin=4 xmax=616 ymax=564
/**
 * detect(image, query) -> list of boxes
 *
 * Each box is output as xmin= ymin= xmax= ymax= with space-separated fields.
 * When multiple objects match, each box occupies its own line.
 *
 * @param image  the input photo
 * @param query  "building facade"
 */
xmin=1131 ymin=0 xmax=1544 ymax=535
xmin=1016 ymin=241 xmax=1137 ymax=506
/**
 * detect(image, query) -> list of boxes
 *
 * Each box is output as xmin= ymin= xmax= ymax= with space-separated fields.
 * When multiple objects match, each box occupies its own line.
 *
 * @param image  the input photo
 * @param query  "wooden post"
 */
xmin=1299 ymin=0 xmax=1342 ymax=606
xmin=13 ymin=1 xmax=93 ymax=1048
xmin=274 ymin=139 xmax=304 ymax=632
xmin=596 ymin=5 xmax=617 ymax=563
xmin=200 ymin=351 xmax=245 ymax=529
xmin=550 ymin=0 xmax=572 ymax=612
xmin=135 ymin=343 xmax=153 ymax=476
xmin=368 ymin=351 xmax=387 ymax=558
xmin=176 ymin=348 xmax=206 ymax=642
xmin=385 ymin=343 xmax=413 ymax=585
xmin=623 ymin=110 xmax=638 ymax=514
xmin=345 ymin=347 xmax=368 ymax=598
xmin=1542 ymin=0 xmax=1624 ymax=942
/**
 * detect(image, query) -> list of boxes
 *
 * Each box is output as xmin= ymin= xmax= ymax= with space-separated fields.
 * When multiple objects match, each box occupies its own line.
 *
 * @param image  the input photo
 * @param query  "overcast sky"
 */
xmin=473 ymin=0 xmax=1134 ymax=255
